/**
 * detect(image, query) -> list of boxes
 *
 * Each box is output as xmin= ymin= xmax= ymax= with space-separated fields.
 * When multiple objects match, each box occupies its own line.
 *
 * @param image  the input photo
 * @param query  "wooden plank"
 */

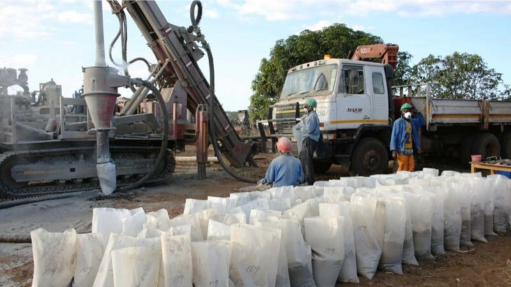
xmin=471 ymin=162 xmax=511 ymax=174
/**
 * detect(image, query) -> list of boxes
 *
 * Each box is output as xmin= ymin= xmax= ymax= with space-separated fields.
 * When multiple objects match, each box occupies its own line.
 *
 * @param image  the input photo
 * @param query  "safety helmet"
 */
xmin=305 ymin=98 xmax=317 ymax=108
xmin=276 ymin=137 xmax=293 ymax=153
xmin=400 ymin=103 xmax=413 ymax=111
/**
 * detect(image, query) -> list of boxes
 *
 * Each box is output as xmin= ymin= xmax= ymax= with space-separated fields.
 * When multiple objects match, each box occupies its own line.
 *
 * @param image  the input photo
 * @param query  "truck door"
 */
xmin=335 ymin=64 xmax=371 ymax=129
xmin=365 ymin=65 xmax=388 ymax=125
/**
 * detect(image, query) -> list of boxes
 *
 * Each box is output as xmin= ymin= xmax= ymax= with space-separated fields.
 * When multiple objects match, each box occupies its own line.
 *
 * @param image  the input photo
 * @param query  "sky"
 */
xmin=1 ymin=0 xmax=511 ymax=111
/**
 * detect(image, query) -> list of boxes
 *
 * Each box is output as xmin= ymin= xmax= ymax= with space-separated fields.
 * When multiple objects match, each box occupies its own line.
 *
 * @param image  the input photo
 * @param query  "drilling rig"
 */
xmin=0 ymin=0 xmax=257 ymax=197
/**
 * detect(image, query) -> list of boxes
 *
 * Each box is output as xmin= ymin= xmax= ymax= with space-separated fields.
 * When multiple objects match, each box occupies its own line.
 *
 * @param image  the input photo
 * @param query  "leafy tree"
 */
xmin=411 ymin=52 xmax=510 ymax=100
xmin=249 ymin=24 xmax=383 ymax=121
xmin=393 ymin=51 xmax=414 ymax=86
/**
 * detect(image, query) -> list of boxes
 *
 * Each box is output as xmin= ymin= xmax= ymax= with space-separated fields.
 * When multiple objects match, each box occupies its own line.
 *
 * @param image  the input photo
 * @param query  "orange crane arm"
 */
xmin=350 ymin=44 xmax=399 ymax=69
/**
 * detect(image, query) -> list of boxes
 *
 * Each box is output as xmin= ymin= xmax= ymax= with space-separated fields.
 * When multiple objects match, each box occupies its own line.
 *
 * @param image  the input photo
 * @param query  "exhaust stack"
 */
xmin=82 ymin=0 xmax=128 ymax=194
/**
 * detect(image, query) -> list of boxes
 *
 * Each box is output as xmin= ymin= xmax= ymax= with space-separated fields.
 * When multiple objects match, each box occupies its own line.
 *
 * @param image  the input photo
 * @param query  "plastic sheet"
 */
xmin=293 ymin=122 xmax=304 ymax=154
xmin=31 ymin=228 xmax=77 ymax=287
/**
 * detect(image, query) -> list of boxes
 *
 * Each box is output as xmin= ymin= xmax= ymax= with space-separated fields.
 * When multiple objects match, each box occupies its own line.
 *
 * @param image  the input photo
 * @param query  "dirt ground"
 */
xmin=1 ymin=150 xmax=510 ymax=287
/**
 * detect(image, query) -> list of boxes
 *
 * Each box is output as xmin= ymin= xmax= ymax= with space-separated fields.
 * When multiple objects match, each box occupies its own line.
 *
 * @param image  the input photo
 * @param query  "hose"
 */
xmin=118 ymin=80 xmax=169 ymax=191
xmin=128 ymin=57 xmax=152 ymax=70
xmin=198 ymin=24 xmax=258 ymax=183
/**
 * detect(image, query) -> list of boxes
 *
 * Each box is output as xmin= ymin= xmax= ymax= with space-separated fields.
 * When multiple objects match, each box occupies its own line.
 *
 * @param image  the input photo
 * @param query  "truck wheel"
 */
xmin=313 ymin=160 xmax=332 ymax=174
xmin=351 ymin=137 xmax=389 ymax=176
xmin=501 ymin=132 xmax=511 ymax=159
xmin=472 ymin=133 xmax=500 ymax=160
xmin=460 ymin=134 xmax=476 ymax=165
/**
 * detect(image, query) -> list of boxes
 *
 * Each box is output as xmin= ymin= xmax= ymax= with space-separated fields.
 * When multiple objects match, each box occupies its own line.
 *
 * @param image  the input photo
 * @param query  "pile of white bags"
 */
xmin=30 ymin=170 xmax=511 ymax=287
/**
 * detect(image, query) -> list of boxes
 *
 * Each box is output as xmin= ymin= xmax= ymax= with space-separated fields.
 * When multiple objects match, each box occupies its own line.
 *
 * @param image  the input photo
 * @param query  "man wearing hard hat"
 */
xmin=258 ymin=137 xmax=304 ymax=187
xmin=299 ymin=98 xmax=320 ymax=185
xmin=390 ymin=103 xmax=422 ymax=172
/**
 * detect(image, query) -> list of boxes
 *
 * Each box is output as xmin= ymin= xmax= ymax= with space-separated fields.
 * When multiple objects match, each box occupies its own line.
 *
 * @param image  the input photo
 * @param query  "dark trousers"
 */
xmin=299 ymin=137 xmax=318 ymax=185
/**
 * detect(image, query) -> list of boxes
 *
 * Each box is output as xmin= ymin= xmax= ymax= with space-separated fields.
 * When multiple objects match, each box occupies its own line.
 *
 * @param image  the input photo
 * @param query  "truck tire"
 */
xmin=471 ymin=133 xmax=500 ymax=160
xmin=500 ymin=132 xmax=511 ymax=159
xmin=313 ymin=160 xmax=332 ymax=174
xmin=460 ymin=134 xmax=476 ymax=165
xmin=351 ymin=137 xmax=389 ymax=176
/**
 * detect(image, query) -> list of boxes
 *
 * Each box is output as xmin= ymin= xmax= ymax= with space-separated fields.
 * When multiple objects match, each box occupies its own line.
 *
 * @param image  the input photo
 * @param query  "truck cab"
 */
xmin=271 ymin=58 xmax=394 ymax=176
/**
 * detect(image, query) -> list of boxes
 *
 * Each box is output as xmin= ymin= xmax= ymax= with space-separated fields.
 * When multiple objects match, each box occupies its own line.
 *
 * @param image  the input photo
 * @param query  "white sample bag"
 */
xmin=74 ymin=233 xmax=105 ymax=287
xmin=489 ymin=175 xmax=511 ymax=232
xmin=319 ymin=203 xmax=359 ymax=283
xmin=93 ymin=234 xmax=160 ymax=287
xmin=404 ymin=192 xmax=434 ymax=260
xmin=31 ymin=228 xmax=77 ymax=287
xmin=280 ymin=218 xmax=316 ymax=287
xmin=442 ymin=182 xmax=463 ymax=251
xmin=111 ymin=244 xmax=161 ymax=287
xmin=144 ymin=209 xmax=171 ymax=231
xmin=227 ymin=198 xmax=269 ymax=223
xmin=375 ymin=196 xmax=406 ymax=274
xmin=469 ymin=178 xmax=488 ymax=243
xmin=350 ymin=194 xmax=382 ymax=280
xmin=207 ymin=220 xmax=231 ymax=241
xmin=230 ymin=225 xmax=280 ymax=287
xmin=222 ymin=213 xmax=247 ymax=225
xmin=304 ymin=217 xmax=345 ymax=287
xmin=253 ymin=220 xmax=291 ymax=287
xmin=191 ymin=241 xmax=232 ymax=287
xmin=161 ymin=232 xmax=193 ymax=287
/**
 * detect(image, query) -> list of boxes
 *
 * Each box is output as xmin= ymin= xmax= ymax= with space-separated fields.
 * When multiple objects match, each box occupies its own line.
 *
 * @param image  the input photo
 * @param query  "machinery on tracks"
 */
xmin=0 ymin=0 xmax=257 ymax=198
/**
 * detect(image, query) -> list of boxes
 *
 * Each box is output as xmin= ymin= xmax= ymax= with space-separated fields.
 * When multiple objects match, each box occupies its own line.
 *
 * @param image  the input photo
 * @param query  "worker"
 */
xmin=298 ymin=98 xmax=320 ymax=185
xmin=390 ymin=103 xmax=421 ymax=172
xmin=258 ymin=137 xmax=304 ymax=187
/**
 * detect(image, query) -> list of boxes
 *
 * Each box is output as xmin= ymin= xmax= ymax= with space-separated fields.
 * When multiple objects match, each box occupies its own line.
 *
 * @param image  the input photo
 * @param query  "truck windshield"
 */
xmin=280 ymin=64 xmax=338 ymax=99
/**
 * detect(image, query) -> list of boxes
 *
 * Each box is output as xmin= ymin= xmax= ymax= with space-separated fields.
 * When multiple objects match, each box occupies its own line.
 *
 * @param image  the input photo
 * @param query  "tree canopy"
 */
xmin=409 ymin=52 xmax=510 ymax=100
xmin=248 ymin=24 xmax=510 ymax=121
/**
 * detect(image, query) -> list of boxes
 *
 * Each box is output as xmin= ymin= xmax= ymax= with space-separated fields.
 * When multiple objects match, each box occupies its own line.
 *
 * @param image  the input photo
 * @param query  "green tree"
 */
xmin=249 ymin=24 xmax=383 ymax=121
xmin=411 ymin=52 xmax=510 ymax=100
xmin=393 ymin=51 xmax=414 ymax=86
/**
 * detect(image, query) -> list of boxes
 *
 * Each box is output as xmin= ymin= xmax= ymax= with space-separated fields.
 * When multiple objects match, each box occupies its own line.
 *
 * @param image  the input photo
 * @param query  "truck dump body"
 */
xmin=395 ymin=83 xmax=511 ymax=131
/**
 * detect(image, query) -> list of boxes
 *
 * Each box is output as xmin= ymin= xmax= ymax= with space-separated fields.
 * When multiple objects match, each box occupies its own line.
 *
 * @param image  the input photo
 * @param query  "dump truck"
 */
xmin=265 ymin=44 xmax=511 ymax=176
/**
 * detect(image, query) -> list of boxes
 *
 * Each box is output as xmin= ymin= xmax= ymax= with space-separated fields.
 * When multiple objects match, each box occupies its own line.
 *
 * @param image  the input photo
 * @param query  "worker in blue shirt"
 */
xmin=390 ymin=103 xmax=421 ymax=172
xmin=298 ymin=98 xmax=320 ymax=185
xmin=259 ymin=137 xmax=304 ymax=187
